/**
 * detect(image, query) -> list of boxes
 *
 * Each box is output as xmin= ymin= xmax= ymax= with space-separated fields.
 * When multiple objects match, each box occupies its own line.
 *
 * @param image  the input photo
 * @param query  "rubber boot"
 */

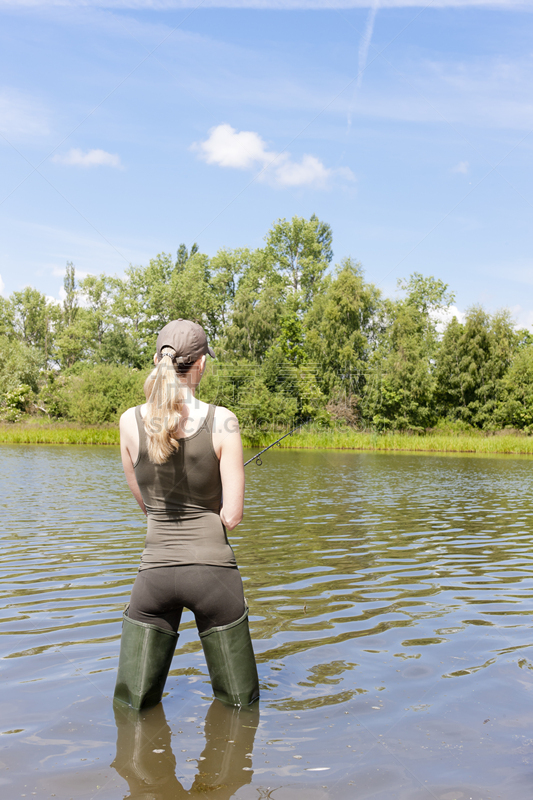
xmin=199 ymin=606 xmax=259 ymax=707
xmin=114 ymin=612 xmax=178 ymax=711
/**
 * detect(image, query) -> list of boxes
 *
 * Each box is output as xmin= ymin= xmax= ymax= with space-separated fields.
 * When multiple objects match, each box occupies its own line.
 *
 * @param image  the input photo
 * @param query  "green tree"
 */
xmin=168 ymin=252 xmax=217 ymax=337
xmin=0 ymin=335 xmax=42 ymax=419
xmin=56 ymin=364 xmax=145 ymax=424
xmin=305 ymin=258 xmax=382 ymax=417
xmin=0 ymin=296 xmax=15 ymax=338
xmin=62 ymin=261 xmax=78 ymax=327
xmin=362 ymin=300 xmax=436 ymax=430
xmin=55 ymin=311 xmax=95 ymax=369
xmin=209 ymin=248 xmax=245 ymax=332
xmin=434 ymin=307 xmax=517 ymax=427
xmin=112 ymin=254 xmax=174 ymax=366
xmin=79 ymin=273 xmax=120 ymax=361
xmin=494 ymin=345 xmax=533 ymax=430
xmin=12 ymin=287 xmax=49 ymax=352
xmin=175 ymin=242 xmax=199 ymax=271
xmin=398 ymin=272 xmax=455 ymax=316
xmin=54 ymin=261 xmax=86 ymax=368
xmin=224 ymin=249 xmax=285 ymax=362
xmin=265 ymin=214 xmax=332 ymax=305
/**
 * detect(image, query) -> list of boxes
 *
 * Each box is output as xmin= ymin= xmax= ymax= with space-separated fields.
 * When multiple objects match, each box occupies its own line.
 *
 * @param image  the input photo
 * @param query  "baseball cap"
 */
xmin=156 ymin=319 xmax=215 ymax=363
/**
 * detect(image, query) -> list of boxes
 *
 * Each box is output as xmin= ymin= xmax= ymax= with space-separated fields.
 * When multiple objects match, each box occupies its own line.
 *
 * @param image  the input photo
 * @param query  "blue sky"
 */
xmin=1 ymin=0 xmax=533 ymax=327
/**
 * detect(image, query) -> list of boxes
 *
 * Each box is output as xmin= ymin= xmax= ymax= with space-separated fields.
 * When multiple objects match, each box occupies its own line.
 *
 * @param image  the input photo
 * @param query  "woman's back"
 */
xmin=134 ymin=404 xmax=222 ymax=517
xmin=133 ymin=403 xmax=237 ymax=571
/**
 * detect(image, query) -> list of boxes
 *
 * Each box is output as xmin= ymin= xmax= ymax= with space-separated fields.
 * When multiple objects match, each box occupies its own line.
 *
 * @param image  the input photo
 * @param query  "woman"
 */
xmin=114 ymin=319 xmax=259 ymax=710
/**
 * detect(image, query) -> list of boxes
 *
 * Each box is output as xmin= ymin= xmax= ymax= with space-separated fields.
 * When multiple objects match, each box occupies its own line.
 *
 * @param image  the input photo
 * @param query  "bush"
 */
xmin=433 ymin=418 xmax=473 ymax=434
xmin=0 ymin=336 xmax=41 ymax=420
xmin=0 ymin=335 xmax=41 ymax=394
xmin=493 ymin=347 xmax=533 ymax=430
xmin=198 ymin=360 xmax=299 ymax=433
xmin=43 ymin=364 xmax=146 ymax=424
xmin=1 ymin=384 xmax=33 ymax=422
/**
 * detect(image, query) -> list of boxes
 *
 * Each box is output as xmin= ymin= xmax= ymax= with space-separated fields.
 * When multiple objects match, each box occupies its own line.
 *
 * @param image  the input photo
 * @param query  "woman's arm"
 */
xmin=215 ymin=407 xmax=245 ymax=531
xmin=120 ymin=408 xmax=147 ymax=516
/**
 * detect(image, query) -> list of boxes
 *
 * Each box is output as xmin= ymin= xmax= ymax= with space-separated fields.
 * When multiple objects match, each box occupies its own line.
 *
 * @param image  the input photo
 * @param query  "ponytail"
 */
xmin=143 ymin=350 xmax=192 ymax=464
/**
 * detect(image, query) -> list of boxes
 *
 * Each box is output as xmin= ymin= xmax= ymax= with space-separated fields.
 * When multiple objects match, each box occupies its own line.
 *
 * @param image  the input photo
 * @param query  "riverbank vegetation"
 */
xmin=2 ymin=420 xmax=533 ymax=455
xmin=2 ymin=215 xmax=533 ymax=443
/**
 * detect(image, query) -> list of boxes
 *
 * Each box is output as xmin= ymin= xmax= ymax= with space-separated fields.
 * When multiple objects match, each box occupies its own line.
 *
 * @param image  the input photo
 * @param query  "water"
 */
xmin=2 ymin=445 xmax=533 ymax=799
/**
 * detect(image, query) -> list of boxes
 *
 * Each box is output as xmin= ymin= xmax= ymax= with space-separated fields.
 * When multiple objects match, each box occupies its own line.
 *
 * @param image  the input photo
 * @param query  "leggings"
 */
xmin=127 ymin=564 xmax=245 ymax=634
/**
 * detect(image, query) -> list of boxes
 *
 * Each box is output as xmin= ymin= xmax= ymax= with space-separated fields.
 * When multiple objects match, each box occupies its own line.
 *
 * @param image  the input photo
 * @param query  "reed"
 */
xmin=0 ymin=422 xmax=120 ymax=445
xmin=2 ymin=421 xmax=533 ymax=455
xmin=241 ymin=428 xmax=533 ymax=455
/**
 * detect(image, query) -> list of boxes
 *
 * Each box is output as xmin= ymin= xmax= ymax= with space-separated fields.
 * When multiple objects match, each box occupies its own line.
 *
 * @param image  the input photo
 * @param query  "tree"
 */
xmin=53 ymin=364 xmax=145 ymax=424
xmin=175 ymin=242 xmax=199 ymax=271
xmin=305 ymin=258 xmax=382 ymax=414
xmin=63 ymin=261 xmax=78 ymax=328
xmin=112 ymin=254 xmax=175 ymax=366
xmin=79 ymin=273 xmax=120 ymax=361
xmin=0 ymin=335 xmax=41 ymax=394
xmin=494 ymin=345 xmax=533 ymax=430
xmin=53 ymin=261 xmax=85 ymax=368
xmin=362 ymin=299 xmax=436 ymax=430
xmin=0 ymin=335 xmax=41 ymax=419
xmin=433 ymin=316 xmax=465 ymax=417
xmin=209 ymin=248 xmax=245 ymax=333
xmin=168 ymin=253 xmax=217 ymax=338
xmin=0 ymin=296 xmax=15 ymax=338
xmin=398 ymin=272 xmax=455 ymax=316
xmin=434 ymin=307 xmax=517 ymax=427
xmin=265 ymin=215 xmax=333 ymax=305
xmin=224 ymin=249 xmax=285 ymax=362
xmin=54 ymin=311 xmax=94 ymax=369
xmin=11 ymin=287 xmax=49 ymax=353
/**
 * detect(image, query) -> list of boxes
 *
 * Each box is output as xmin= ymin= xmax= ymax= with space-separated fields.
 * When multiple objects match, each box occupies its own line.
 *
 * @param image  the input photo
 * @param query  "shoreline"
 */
xmin=1 ymin=422 xmax=533 ymax=455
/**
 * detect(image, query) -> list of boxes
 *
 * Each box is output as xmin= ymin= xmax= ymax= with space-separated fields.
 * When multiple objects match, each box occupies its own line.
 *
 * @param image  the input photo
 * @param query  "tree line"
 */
xmin=2 ymin=214 xmax=533 ymax=433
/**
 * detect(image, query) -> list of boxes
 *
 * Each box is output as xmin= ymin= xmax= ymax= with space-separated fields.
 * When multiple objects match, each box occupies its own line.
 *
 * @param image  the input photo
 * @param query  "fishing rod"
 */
xmin=244 ymin=420 xmax=309 ymax=467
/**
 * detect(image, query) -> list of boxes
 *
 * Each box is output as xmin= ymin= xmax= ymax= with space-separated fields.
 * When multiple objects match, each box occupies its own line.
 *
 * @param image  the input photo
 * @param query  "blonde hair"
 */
xmin=143 ymin=349 xmax=194 ymax=464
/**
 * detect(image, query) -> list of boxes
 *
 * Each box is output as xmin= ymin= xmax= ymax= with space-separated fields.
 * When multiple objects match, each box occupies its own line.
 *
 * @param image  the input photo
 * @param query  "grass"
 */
xmin=242 ymin=427 xmax=533 ymax=455
xmin=0 ymin=420 xmax=119 ymax=445
xmin=2 ymin=419 xmax=533 ymax=455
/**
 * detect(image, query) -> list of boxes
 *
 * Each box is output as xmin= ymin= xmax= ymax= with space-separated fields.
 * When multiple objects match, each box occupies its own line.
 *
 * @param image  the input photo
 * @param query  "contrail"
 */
xmin=357 ymin=0 xmax=379 ymax=89
xmin=347 ymin=0 xmax=380 ymax=129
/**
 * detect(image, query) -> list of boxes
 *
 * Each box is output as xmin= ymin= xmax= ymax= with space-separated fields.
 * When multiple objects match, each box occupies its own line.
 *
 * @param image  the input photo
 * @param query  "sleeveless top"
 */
xmin=133 ymin=404 xmax=237 ymax=570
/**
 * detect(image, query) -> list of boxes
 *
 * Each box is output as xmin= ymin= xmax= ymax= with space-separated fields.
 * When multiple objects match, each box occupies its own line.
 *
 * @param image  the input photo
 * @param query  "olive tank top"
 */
xmin=133 ymin=404 xmax=237 ymax=570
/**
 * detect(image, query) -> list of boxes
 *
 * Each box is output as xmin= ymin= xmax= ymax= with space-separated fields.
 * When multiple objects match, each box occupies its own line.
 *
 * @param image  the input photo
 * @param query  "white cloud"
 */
xmin=0 ymin=274 xmax=5 ymax=296
xmin=0 ymin=88 xmax=49 ymax=139
xmin=452 ymin=160 xmax=470 ymax=174
xmin=431 ymin=305 xmax=533 ymax=336
xmin=510 ymin=305 xmax=533 ymax=331
xmin=52 ymin=148 xmax=123 ymax=168
xmin=195 ymin=124 xmax=269 ymax=169
xmin=432 ymin=304 xmax=466 ymax=334
xmin=273 ymin=154 xmax=331 ymax=187
xmin=193 ymin=124 xmax=355 ymax=188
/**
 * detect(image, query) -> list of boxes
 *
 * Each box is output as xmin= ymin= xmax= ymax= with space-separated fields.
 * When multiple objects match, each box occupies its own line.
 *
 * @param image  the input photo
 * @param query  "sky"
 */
xmin=1 ymin=0 xmax=533 ymax=326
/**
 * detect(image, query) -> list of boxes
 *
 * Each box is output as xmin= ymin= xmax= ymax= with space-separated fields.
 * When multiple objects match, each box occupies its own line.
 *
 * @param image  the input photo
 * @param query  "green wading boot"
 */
xmin=113 ymin=612 xmax=178 ymax=711
xmin=200 ymin=606 xmax=259 ymax=707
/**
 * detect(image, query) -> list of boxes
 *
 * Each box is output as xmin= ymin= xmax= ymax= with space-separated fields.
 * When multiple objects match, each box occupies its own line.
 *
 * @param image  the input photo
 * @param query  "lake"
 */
xmin=1 ymin=445 xmax=533 ymax=799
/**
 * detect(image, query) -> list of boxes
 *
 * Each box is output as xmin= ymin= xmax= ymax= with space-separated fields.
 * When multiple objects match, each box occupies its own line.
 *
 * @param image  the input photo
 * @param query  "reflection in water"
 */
xmin=112 ymin=700 xmax=259 ymax=799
